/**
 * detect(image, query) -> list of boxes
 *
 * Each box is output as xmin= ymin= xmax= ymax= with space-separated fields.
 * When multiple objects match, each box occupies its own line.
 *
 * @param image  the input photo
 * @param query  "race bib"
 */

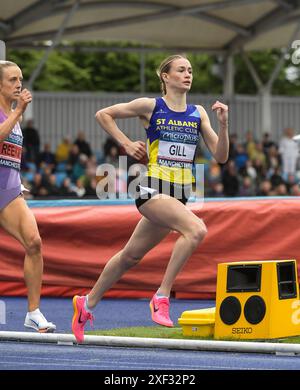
xmin=157 ymin=129 xmax=198 ymax=168
xmin=0 ymin=133 xmax=23 ymax=171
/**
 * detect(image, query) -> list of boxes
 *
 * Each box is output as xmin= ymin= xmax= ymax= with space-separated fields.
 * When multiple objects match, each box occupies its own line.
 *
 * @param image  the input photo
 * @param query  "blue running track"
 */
xmin=0 ymin=297 xmax=300 ymax=372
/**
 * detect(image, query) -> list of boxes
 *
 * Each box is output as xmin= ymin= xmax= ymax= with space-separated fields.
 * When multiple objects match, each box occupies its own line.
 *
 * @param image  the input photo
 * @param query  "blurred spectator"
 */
xmin=85 ymin=155 xmax=98 ymax=178
xmin=31 ymin=173 xmax=42 ymax=196
xmin=73 ymin=177 xmax=87 ymax=198
xmin=222 ymin=160 xmax=239 ymax=197
xmin=266 ymin=145 xmax=280 ymax=172
xmin=279 ymin=128 xmax=299 ymax=177
xmin=245 ymin=131 xmax=256 ymax=160
xmin=39 ymin=165 xmax=52 ymax=189
xmin=46 ymin=174 xmax=60 ymax=196
xmin=244 ymin=160 xmax=257 ymax=181
xmin=251 ymin=143 xmax=267 ymax=169
xmin=234 ymin=144 xmax=248 ymax=173
xmin=228 ymin=133 xmax=238 ymax=160
xmin=31 ymin=173 xmax=49 ymax=197
xmin=252 ymin=158 xmax=266 ymax=184
xmin=262 ymin=132 xmax=276 ymax=155
xmin=105 ymin=144 xmax=120 ymax=168
xmin=56 ymin=137 xmax=71 ymax=163
xmin=285 ymin=174 xmax=297 ymax=193
xmin=257 ymin=180 xmax=272 ymax=196
xmin=270 ymin=167 xmax=284 ymax=188
xmin=22 ymin=119 xmax=40 ymax=162
xmin=104 ymin=136 xmax=120 ymax=158
xmin=208 ymin=159 xmax=222 ymax=184
xmin=59 ymin=177 xmax=77 ymax=198
xmin=37 ymin=143 xmax=56 ymax=169
xmin=209 ymin=182 xmax=224 ymax=197
xmin=290 ymin=183 xmax=300 ymax=196
xmin=84 ymin=177 xmax=98 ymax=198
xmin=67 ymin=144 xmax=80 ymax=174
xmin=72 ymin=153 xmax=89 ymax=182
xmin=74 ymin=131 xmax=92 ymax=157
xmin=275 ymin=183 xmax=288 ymax=196
xmin=239 ymin=176 xmax=256 ymax=197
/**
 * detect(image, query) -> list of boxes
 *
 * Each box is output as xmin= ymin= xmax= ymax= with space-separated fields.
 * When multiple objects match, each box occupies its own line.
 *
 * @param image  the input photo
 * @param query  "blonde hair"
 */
xmin=156 ymin=54 xmax=187 ymax=95
xmin=0 ymin=60 xmax=18 ymax=81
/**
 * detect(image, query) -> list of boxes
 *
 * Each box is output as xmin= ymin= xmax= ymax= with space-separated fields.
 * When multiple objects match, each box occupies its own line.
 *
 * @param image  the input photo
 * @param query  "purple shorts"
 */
xmin=0 ymin=185 xmax=21 ymax=211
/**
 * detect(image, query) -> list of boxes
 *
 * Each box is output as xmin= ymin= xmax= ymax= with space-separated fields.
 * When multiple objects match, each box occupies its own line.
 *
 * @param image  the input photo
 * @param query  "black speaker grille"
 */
xmin=227 ymin=264 xmax=261 ymax=292
xmin=277 ymin=262 xmax=297 ymax=299
xmin=244 ymin=295 xmax=266 ymax=324
xmin=219 ymin=296 xmax=241 ymax=325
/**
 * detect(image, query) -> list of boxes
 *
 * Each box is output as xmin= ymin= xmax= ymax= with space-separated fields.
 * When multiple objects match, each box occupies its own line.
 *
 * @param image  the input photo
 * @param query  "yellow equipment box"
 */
xmin=178 ymin=307 xmax=215 ymax=337
xmin=214 ymin=259 xmax=300 ymax=340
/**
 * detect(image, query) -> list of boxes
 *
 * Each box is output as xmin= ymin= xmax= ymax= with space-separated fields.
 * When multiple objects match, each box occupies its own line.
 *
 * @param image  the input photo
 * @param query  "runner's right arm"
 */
xmin=95 ymin=97 xmax=155 ymax=160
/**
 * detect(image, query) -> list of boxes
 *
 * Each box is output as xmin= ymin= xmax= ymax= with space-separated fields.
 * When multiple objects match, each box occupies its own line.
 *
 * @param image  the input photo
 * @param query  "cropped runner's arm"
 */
xmin=0 ymin=110 xmax=22 ymax=143
xmin=95 ymin=97 xmax=155 ymax=160
xmin=197 ymin=102 xmax=229 ymax=164
xmin=0 ymin=89 xmax=32 ymax=143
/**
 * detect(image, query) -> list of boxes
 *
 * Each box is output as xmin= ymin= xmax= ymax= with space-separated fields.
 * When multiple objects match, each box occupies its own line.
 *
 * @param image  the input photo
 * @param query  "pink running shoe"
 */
xmin=149 ymin=294 xmax=173 ymax=327
xmin=72 ymin=295 xmax=94 ymax=343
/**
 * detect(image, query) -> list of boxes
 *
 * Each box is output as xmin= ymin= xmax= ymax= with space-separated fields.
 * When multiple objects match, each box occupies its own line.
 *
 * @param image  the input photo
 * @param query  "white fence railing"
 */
xmin=30 ymin=92 xmax=300 ymax=153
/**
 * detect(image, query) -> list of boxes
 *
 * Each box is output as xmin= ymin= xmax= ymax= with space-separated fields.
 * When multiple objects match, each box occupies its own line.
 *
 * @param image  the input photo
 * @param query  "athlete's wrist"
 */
xmin=13 ymin=107 xmax=24 ymax=117
xmin=219 ymin=121 xmax=228 ymax=129
xmin=120 ymin=139 xmax=133 ymax=148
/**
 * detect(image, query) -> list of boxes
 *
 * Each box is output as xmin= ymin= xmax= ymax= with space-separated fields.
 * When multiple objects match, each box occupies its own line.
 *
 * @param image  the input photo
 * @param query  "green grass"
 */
xmin=87 ymin=326 xmax=197 ymax=339
xmin=277 ymin=336 xmax=300 ymax=343
xmin=86 ymin=326 xmax=300 ymax=343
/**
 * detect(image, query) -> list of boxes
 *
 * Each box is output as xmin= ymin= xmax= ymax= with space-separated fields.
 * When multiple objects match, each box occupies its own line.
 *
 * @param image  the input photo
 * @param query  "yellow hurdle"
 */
xmin=178 ymin=307 xmax=215 ymax=337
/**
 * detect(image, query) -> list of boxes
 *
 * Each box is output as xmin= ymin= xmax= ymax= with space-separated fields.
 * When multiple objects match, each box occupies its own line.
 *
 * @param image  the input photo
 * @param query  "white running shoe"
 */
xmin=24 ymin=309 xmax=56 ymax=333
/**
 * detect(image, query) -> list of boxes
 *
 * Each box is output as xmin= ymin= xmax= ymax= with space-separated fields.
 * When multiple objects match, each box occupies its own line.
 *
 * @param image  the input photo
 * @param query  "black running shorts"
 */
xmin=135 ymin=176 xmax=192 ymax=209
